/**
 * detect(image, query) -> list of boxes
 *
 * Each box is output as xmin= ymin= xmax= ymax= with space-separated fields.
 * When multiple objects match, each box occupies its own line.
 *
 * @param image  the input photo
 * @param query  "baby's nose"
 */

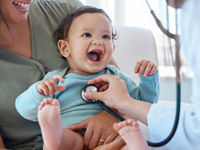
xmin=91 ymin=39 xmax=103 ymax=46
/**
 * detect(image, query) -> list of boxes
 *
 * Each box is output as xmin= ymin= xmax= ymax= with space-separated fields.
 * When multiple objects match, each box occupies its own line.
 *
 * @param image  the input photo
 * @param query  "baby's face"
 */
xmin=64 ymin=12 xmax=114 ymax=76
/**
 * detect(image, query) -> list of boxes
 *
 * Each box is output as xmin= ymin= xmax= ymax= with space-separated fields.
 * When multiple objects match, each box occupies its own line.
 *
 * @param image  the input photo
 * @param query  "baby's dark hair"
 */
xmin=54 ymin=6 xmax=117 ymax=42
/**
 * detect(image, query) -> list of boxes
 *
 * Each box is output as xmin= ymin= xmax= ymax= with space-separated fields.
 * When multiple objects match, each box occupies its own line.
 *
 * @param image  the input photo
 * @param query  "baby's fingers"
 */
xmin=138 ymin=60 xmax=149 ymax=76
xmin=144 ymin=63 xmax=157 ymax=76
xmin=37 ymin=83 xmax=50 ymax=96
xmin=52 ymin=74 xmax=65 ymax=93
xmin=144 ymin=63 xmax=153 ymax=76
xmin=37 ymin=74 xmax=65 ymax=96
xmin=134 ymin=61 xmax=142 ymax=73
xmin=45 ymin=79 xmax=65 ymax=95
xmin=43 ymin=79 xmax=55 ymax=96
xmin=53 ymin=74 xmax=64 ymax=82
xmin=149 ymin=64 xmax=157 ymax=75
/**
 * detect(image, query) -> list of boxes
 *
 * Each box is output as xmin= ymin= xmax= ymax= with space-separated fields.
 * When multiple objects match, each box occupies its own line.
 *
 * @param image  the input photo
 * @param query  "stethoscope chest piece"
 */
xmin=81 ymin=84 xmax=125 ymax=121
xmin=81 ymin=84 xmax=98 ymax=103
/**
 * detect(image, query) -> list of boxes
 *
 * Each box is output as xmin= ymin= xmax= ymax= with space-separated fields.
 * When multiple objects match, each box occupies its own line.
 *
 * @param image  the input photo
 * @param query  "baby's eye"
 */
xmin=82 ymin=33 xmax=91 ymax=38
xmin=102 ymin=35 xmax=110 ymax=40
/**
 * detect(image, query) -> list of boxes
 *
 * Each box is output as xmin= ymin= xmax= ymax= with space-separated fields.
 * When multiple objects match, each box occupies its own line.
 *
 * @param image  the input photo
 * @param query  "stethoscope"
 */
xmin=82 ymin=0 xmax=181 ymax=148
xmin=145 ymin=0 xmax=181 ymax=147
xmin=81 ymin=84 xmax=125 ymax=121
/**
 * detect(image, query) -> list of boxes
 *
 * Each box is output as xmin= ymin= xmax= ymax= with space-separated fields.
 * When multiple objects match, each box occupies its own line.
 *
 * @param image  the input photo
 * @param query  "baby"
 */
xmin=16 ymin=6 xmax=159 ymax=150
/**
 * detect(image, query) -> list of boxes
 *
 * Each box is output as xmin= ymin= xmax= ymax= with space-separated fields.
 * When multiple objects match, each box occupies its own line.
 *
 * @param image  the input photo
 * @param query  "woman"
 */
xmin=82 ymin=0 xmax=200 ymax=149
xmin=0 ymin=0 xmax=119 ymax=149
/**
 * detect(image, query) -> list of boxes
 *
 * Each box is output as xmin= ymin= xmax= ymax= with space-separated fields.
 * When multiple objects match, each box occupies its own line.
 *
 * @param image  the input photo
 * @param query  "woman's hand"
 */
xmin=67 ymin=111 xmax=120 ymax=149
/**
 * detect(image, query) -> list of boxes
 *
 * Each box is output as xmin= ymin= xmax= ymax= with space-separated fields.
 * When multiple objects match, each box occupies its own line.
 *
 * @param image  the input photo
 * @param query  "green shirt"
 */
xmin=0 ymin=0 xmax=82 ymax=149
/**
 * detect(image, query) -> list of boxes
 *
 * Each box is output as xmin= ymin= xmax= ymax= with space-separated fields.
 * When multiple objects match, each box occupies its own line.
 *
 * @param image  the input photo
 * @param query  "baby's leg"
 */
xmin=38 ymin=98 xmax=83 ymax=150
xmin=113 ymin=119 xmax=149 ymax=150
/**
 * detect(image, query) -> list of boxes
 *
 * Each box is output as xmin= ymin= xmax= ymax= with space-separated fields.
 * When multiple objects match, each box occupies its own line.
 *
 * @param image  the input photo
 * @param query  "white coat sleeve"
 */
xmin=147 ymin=103 xmax=200 ymax=150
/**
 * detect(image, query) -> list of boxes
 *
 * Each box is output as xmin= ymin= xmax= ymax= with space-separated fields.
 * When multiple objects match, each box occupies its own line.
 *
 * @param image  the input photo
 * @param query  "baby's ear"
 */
xmin=57 ymin=39 xmax=70 ymax=57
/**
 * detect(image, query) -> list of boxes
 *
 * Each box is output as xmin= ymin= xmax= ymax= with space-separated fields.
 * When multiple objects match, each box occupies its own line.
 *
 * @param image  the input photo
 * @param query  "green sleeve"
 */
xmin=29 ymin=0 xmax=83 ymax=72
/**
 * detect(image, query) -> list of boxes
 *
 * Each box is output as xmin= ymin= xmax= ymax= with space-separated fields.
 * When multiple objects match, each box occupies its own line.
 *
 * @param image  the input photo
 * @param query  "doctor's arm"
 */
xmin=85 ymin=75 xmax=200 ymax=149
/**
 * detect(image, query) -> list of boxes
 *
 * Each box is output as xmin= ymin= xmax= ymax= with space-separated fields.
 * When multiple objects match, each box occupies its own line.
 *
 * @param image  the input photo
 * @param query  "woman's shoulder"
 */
xmin=28 ymin=0 xmax=83 ymax=72
xmin=30 ymin=0 xmax=82 ymax=19
xmin=29 ymin=0 xmax=83 ymax=33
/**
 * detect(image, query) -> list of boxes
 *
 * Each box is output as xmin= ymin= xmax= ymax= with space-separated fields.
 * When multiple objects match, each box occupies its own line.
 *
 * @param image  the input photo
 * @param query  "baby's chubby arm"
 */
xmin=15 ymin=74 xmax=65 ymax=121
xmin=37 ymin=74 xmax=65 ymax=96
xmin=134 ymin=60 xmax=159 ymax=103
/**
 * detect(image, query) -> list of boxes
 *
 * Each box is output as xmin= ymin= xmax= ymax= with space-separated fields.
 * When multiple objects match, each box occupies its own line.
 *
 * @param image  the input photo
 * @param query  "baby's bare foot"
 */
xmin=113 ymin=119 xmax=149 ymax=150
xmin=38 ymin=98 xmax=63 ymax=150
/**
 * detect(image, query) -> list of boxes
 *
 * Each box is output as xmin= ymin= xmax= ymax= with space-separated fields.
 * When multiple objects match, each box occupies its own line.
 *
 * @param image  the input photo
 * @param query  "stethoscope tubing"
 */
xmin=97 ymin=101 xmax=125 ymax=121
xmin=147 ymin=83 xmax=181 ymax=147
xmin=145 ymin=0 xmax=181 ymax=147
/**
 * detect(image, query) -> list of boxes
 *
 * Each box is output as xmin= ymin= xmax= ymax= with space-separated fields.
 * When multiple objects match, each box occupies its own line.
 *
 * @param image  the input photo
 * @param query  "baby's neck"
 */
xmin=65 ymin=68 xmax=100 ymax=76
xmin=65 ymin=68 xmax=90 ymax=76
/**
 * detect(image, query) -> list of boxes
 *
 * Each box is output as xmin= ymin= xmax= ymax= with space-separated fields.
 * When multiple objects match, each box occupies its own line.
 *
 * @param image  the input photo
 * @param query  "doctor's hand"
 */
xmin=37 ymin=74 xmax=65 ymax=96
xmin=82 ymin=74 xmax=132 ymax=110
xmin=134 ymin=60 xmax=157 ymax=76
xmin=83 ymin=74 xmax=151 ymax=125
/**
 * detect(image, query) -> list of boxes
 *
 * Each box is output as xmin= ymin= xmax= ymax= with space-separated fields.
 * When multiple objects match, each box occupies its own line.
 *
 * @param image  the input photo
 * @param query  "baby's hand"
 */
xmin=37 ymin=74 xmax=65 ymax=96
xmin=134 ymin=60 xmax=157 ymax=76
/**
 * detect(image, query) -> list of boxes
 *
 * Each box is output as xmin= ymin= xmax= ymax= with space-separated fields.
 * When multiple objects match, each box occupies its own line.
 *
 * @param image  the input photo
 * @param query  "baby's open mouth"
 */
xmin=87 ymin=49 xmax=103 ymax=62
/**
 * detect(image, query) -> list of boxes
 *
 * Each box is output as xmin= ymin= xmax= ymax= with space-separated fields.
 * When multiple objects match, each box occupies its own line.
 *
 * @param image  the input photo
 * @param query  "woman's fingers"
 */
xmin=84 ymin=125 xmax=94 ymax=147
xmin=87 ymin=127 xmax=102 ymax=149
xmin=67 ymin=120 xmax=87 ymax=131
